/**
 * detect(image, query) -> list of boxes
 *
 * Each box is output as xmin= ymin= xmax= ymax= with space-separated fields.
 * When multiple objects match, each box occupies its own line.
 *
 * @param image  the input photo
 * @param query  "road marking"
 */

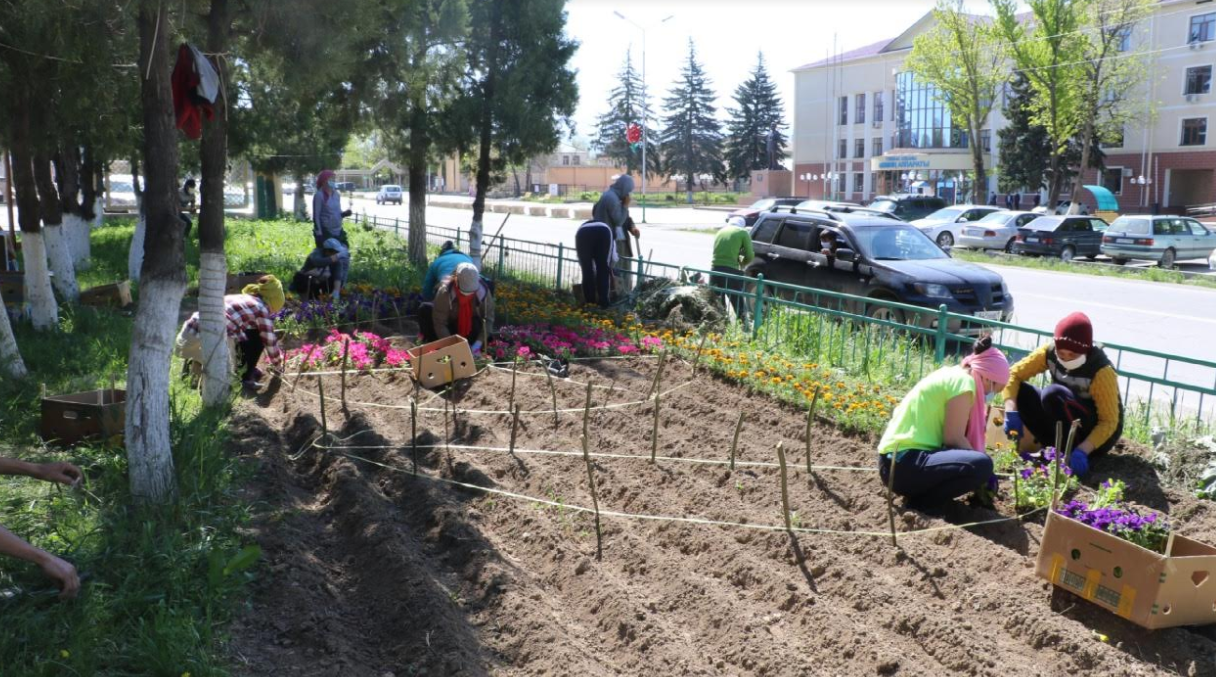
xmin=1016 ymin=292 xmax=1216 ymax=326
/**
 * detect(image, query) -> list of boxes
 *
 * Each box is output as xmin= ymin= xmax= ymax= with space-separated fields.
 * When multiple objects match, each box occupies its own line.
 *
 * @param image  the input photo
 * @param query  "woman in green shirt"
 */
xmin=878 ymin=337 xmax=1010 ymax=505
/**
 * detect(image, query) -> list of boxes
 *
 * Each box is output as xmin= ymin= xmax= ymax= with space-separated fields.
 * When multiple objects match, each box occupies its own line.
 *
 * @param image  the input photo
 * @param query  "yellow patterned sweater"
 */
xmin=1000 ymin=344 xmax=1122 ymax=452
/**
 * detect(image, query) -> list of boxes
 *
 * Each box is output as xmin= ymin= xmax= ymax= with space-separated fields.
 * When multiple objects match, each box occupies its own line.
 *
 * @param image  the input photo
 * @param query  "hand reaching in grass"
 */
xmin=33 ymin=462 xmax=83 ymax=488
xmin=36 ymin=551 xmax=80 ymax=600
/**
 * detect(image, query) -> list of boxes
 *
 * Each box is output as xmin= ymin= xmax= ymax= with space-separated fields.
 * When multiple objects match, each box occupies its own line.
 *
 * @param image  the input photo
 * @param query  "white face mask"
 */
xmin=1058 ymin=354 xmax=1087 ymax=371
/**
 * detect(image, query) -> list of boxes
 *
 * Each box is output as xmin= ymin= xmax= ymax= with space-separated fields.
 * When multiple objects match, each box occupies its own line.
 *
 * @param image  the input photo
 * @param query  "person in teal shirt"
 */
xmin=878 ymin=337 xmax=1010 ymax=506
xmin=711 ymin=216 xmax=755 ymax=317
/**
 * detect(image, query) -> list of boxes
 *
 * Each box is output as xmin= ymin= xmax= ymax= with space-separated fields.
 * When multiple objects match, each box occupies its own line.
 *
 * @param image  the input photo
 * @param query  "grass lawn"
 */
xmin=953 ymin=248 xmax=1216 ymax=290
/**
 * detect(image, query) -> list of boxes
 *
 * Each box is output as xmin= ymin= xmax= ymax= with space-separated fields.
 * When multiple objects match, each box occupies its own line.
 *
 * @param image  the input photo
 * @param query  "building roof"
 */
xmin=792 ymin=37 xmax=896 ymax=72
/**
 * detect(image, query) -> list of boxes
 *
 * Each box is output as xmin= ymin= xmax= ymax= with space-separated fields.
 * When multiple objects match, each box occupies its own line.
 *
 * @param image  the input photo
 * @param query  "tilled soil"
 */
xmin=226 ymin=355 xmax=1216 ymax=677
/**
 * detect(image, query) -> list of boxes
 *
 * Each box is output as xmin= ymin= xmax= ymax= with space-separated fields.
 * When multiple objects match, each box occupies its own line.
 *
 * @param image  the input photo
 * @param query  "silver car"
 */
xmin=1100 ymin=215 xmax=1216 ymax=268
xmin=957 ymin=211 xmax=1041 ymax=252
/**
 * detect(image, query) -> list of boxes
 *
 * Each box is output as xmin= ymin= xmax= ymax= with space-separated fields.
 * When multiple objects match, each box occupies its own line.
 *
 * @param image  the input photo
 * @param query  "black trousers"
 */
xmin=711 ymin=265 xmax=747 ymax=318
xmin=239 ymin=328 xmax=263 ymax=380
xmin=575 ymin=226 xmax=613 ymax=307
xmin=1015 ymin=382 xmax=1121 ymax=456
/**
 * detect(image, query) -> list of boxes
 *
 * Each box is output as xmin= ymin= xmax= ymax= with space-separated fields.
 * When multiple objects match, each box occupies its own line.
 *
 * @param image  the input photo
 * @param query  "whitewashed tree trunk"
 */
xmin=65 ymin=214 xmax=91 ymax=269
xmin=198 ymin=251 xmax=230 ymax=405
xmin=42 ymin=224 xmax=79 ymax=302
xmin=21 ymin=231 xmax=58 ymax=330
xmin=125 ymin=276 xmax=184 ymax=502
xmin=128 ymin=215 xmax=146 ymax=282
xmin=92 ymin=198 xmax=103 ymax=229
xmin=469 ymin=219 xmax=483 ymax=270
xmin=0 ymin=291 xmax=27 ymax=378
xmin=293 ymin=179 xmax=307 ymax=221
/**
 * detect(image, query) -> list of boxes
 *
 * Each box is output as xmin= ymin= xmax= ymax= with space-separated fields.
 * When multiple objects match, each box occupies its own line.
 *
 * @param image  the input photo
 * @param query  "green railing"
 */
xmin=355 ymin=214 xmax=1216 ymax=433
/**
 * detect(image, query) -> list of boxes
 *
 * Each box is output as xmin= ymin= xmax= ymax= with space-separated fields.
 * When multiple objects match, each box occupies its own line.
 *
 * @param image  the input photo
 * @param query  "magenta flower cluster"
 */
xmin=488 ymin=324 xmax=660 ymax=360
xmin=287 ymin=329 xmax=411 ymax=371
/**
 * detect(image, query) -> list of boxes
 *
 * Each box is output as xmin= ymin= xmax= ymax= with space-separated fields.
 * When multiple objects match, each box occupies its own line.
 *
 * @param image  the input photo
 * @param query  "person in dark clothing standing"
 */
xmin=575 ymin=220 xmax=617 ymax=307
xmin=592 ymin=175 xmax=638 ymax=292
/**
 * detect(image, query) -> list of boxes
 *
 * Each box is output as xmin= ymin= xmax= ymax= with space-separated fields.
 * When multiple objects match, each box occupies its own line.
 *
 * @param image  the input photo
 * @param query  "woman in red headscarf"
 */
xmin=312 ymin=170 xmax=351 ymax=248
xmin=876 ymin=336 xmax=1011 ymax=506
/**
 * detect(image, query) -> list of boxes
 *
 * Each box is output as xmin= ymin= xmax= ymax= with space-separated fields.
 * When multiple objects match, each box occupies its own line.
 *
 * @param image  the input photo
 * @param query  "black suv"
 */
xmin=745 ymin=211 xmax=1014 ymax=333
xmin=867 ymin=194 xmax=948 ymax=221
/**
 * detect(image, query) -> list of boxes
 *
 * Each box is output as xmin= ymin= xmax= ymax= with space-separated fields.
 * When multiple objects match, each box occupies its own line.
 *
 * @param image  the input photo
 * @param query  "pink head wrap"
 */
xmin=960 ymin=345 xmax=1010 ymax=453
xmin=316 ymin=170 xmax=335 ymax=194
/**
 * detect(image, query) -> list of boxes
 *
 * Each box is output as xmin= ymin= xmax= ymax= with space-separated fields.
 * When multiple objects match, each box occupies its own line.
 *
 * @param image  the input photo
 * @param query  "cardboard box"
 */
xmin=0 ymin=271 xmax=22 ymax=305
xmin=226 ymin=271 xmax=269 ymax=294
xmin=408 ymin=336 xmax=476 ymax=389
xmin=80 ymin=281 xmax=132 ymax=308
xmin=41 ymin=389 xmax=126 ymax=446
xmin=1036 ymin=510 xmax=1216 ymax=629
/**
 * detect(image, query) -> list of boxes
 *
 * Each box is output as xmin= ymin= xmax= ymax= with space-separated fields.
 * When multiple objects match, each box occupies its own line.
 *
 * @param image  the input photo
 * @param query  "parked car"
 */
xmin=376 ymin=184 xmax=404 ymax=205
xmin=104 ymin=174 xmax=139 ymax=212
xmin=1101 ymin=215 xmax=1216 ymax=268
xmin=1031 ymin=200 xmax=1090 ymax=215
xmin=792 ymin=199 xmax=861 ymax=214
xmin=867 ymin=194 xmax=948 ymax=222
xmin=745 ymin=211 xmax=1013 ymax=333
xmin=797 ymin=204 xmax=904 ymax=222
xmin=725 ymin=197 xmax=803 ymax=226
xmin=910 ymin=205 xmax=1002 ymax=248
xmin=956 ymin=211 xmax=1041 ymax=252
xmin=1011 ymin=215 xmax=1108 ymax=261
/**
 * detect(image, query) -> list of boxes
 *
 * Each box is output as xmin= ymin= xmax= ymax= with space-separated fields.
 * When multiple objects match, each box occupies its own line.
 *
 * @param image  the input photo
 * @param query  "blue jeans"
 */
xmin=878 ymin=449 xmax=994 ymax=505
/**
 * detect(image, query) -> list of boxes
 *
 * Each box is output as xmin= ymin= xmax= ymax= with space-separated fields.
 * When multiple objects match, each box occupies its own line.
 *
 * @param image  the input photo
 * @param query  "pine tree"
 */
xmin=661 ymin=40 xmax=724 ymax=202
xmin=997 ymin=73 xmax=1104 ymax=199
xmin=592 ymin=49 xmax=657 ymax=177
xmin=724 ymin=52 xmax=787 ymax=181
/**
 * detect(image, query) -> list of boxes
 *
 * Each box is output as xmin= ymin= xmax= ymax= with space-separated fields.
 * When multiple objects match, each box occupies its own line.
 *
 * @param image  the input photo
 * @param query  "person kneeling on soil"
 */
xmin=428 ymin=262 xmax=494 ymax=353
xmin=175 ymin=274 xmax=287 ymax=389
xmin=418 ymin=241 xmax=474 ymax=336
xmin=877 ymin=337 xmax=1010 ymax=506
xmin=0 ymin=457 xmax=83 ymax=599
xmin=293 ymin=238 xmax=350 ymax=302
xmin=1001 ymin=312 xmax=1123 ymax=477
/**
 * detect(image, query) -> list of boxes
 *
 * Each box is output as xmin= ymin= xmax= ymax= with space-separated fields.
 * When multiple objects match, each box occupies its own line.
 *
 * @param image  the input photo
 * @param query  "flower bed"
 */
xmin=994 ymin=446 xmax=1080 ymax=511
xmin=1057 ymin=480 xmax=1170 ymax=554
xmin=285 ymin=329 xmax=411 ymax=372
xmin=489 ymin=323 xmax=661 ymax=360
xmin=276 ymin=286 xmax=422 ymax=336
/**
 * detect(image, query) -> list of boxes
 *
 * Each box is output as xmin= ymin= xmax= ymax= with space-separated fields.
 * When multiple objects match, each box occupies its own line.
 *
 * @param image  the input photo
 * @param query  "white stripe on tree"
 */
xmin=198 ymin=251 xmax=231 ymax=405
xmin=20 ymin=231 xmax=58 ymax=330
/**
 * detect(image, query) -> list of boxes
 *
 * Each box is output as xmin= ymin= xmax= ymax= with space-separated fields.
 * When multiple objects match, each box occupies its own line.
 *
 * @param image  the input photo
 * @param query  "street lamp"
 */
xmin=614 ymin=10 xmax=674 ymax=224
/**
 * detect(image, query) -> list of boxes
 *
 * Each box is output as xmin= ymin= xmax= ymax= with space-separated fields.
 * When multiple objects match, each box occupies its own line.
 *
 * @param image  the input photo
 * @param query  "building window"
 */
xmin=562 ymin=155 xmax=570 ymax=166
xmin=838 ymin=139 xmax=848 ymax=159
xmin=853 ymin=172 xmax=865 ymax=194
xmin=890 ymin=89 xmax=897 ymax=121
xmin=855 ymin=93 xmax=866 ymax=124
xmin=1114 ymin=27 xmax=1131 ymax=52
xmin=839 ymin=96 xmax=848 ymax=125
xmin=572 ymin=155 xmax=580 ymax=165
xmin=1186 ymin=66 xmax=1212 ymax=95
xmin=1182 ymin=117 xmax=1208 ymax=146
xmin=873 ymin=91 xmax=884 ymax=124
xmin=1192 ymin=13 xmax=1216 ymax=43
xmin=895 ymin=71 xmax=978 ymax=150
xmin=1101 ymin=167 xmax=1123 ymax=195
xmin=872 ymin=137 xmax=883 ymax=156
xmin=855 ymin=139 xmax=865 ymax=158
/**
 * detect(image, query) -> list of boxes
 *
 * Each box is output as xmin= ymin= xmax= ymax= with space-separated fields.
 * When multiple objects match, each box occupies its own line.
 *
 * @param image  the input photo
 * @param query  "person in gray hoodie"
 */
xmin=591 ymin=175 xmax=639 ymax=293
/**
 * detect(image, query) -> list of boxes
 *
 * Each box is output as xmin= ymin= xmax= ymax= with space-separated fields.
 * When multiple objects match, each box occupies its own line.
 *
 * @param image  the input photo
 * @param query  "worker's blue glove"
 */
xmin=1069 ymin=449 xmax=1090 ymax=477
xmin=1003 ymin=410 xmax=1023 ymax=438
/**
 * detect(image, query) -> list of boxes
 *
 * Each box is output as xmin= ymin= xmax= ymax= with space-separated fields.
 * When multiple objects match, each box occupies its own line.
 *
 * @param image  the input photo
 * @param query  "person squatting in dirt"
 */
xmin=426 ymin=262 xmax=495 ymax=353
xmin=312 ymin=169 xmax=352 ymax=249
xmin=0 ymin=457 xmax=83 ymax=599
xmin=592 ymin=175 xmax=639 ymax=295
xmin=877 ymin=336 xmax=1011 ymax=506
xmin=1001 ymin=312 xmax=1124 ymax=477
xmin=575 ymin=219 xmax=617 ymax=308
xmin=292 ymin=238 xmax=350 ymax=302
xmin=174 ymin=274 xmax=287 ymax=390
xmin=418 ymin=241 xmax=475 ymax=335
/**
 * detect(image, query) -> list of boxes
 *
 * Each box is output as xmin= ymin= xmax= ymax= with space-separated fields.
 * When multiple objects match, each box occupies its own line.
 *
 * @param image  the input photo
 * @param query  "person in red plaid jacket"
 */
xmin=176 ymin=275 xmax=286 ymax=389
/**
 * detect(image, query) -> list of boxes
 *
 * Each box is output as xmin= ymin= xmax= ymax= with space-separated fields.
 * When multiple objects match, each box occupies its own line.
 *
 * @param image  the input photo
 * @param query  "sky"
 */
xmin=563 ymin=0 xmax=1000 ymax=149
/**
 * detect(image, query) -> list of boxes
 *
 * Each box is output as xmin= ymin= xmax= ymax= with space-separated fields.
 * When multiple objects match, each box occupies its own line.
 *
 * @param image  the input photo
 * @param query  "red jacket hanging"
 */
xmin=171 ymin=43 xmax=217 ymax=140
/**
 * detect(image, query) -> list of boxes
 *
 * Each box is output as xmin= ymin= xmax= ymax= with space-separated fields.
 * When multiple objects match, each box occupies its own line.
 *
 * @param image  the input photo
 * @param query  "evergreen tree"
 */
xmin=660 ymin=40 xmax=724 ymax=202
xmin=997 ymin=73 xmax=1104 ymax=199
xmin=592 ymin=49 xmax=657 ymax=177
xmin=724 ymin=52 xmax=787 ymax=181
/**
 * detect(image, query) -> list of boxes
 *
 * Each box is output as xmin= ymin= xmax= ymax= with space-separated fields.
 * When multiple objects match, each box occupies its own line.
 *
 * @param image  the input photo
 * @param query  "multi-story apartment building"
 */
xmin=791 ymin=1 xmax=1216 ymax=213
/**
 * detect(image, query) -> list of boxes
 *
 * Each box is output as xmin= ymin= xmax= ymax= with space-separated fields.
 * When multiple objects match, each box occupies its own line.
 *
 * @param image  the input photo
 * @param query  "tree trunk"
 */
xmin=970 ymin=118 xmax=987 ymax=204
xmin=9 ymin=92 xmax=57 ymax=329
xmin=293 ymin=175 xmax=307 ymax=221
xmin=0 ymin=283 xmax=25 ymax=377
xmin=57 ymin=149 xmax=91 ymax=268
xmin=128 ymin=213 xmax=147 ymax=281
xmin=126 ymin=1 xmax=186 ymax=504
xmin=469 ymin=1 xmax=503 ymax=271
xmin=198 ymin=0 xmax=231 ymax=408
xmin=34 ymin=154 xmax=79 ymax=303
xmin=1069 ymin=116 xmax=1096 ymax=216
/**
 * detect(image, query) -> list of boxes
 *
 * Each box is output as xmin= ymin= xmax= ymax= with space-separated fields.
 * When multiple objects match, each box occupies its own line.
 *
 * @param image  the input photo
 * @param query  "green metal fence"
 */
xmin=355 ymin=213 xmax=1216 ymax=432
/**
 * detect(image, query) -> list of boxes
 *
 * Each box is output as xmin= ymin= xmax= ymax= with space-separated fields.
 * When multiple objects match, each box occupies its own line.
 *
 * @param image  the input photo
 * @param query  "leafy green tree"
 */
xmin=906 ymin=0 xmax=1006 ymax=199
xmin=724 ymin=52 xmax=787 ymax=181
xmin=592 ymin=49 xmax=657 ymax=177
xmin=660 ymin=40 xmax=724 ymax=203
xmin=997 ymin=73 xmax=1104 ymax=199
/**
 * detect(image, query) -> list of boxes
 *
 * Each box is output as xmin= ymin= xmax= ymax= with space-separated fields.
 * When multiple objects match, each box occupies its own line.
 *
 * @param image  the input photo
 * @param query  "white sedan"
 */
xmin=910 ymin=205 xmax=1001 ymax=248
xmin=956 ymin=211 xmax=1041 ymax=252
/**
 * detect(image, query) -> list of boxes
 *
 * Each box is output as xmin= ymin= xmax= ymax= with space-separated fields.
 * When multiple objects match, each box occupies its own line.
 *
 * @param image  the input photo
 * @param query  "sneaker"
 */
xmin=251 ymin=367 xmax=265 ymax=380
xmin=241 ymin=379 xmax=263 ymax=390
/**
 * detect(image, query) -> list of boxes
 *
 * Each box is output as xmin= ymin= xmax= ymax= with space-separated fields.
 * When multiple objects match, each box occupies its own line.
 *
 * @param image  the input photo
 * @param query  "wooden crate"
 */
xmin=41 ymin=389 xmax=126 ymax=446
xmin=408 ymin=336 xmax=476 ymax=389
xmin=80 ymin=281 xmax=132 ymax=308
xmin=0 ymin=271 xmax=22 ymax=305
xmin=226 ymin=271 xmax=270 ymax=294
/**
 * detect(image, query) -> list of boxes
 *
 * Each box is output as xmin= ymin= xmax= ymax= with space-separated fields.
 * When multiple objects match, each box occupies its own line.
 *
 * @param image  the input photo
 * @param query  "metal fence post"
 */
xmin=556 ymin=243 xmax=564 ymax=291
xmin=752 ymin=274 xmax=766 ymax=337
xmin=636 ymin=251 xmax=645 ymax=283
xmin=457 ymin=229 xmax=462 ymax=249
xmin=394 ymin=217 xmax=400 ymax=238
xmin=497 ymin=240 xmax=506 ymax=279
xmin=934 ymin=304 xmax=949 ymax=363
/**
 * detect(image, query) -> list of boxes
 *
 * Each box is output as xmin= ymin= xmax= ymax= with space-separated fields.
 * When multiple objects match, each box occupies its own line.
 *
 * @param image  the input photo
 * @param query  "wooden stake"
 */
xmin=448 ymin=358 xmax=458 ymax=436
xmin=648 ymin=349 xmax=669 ymax=400
xmin=776 ymin=442 xmax=791 ymax=530
xmin=410 ymin=397 xmax=418 ymax=476
xmin=509 ymin=404 xmax=520 ymax=455
xmin=886 ymin=445 xmax=900 ymax=547
xmin=317 ymin=376 xmax=329 ymax=439
xmin=1012 ymin=465 xmax=1021 ymax=514
xmin=729 ymin=411 xmax=744 ymax=471
xmin=288 ymin=357 xmax=306 ymax=412
xmin=650 ymin=356 xmax=668 ymax=464
xmin=582 ymin=381 xmax=593 ymax=445
xmin=692 ymin=331 xmax=709 ymax=376
xmin=805 ymin=388 xmax=821 ymax=480
xmin=509 ymin=356 xmax=519 ymax=413
xmin=340 ymin=338 xmax=350 ymax=412
xmin=1165 ymin=531 xmax=1176 ymax=558
xmin=582 ymin=433 xmax=603 ymax=561
xmin=544 ymin=360 xmax=558 ymax=428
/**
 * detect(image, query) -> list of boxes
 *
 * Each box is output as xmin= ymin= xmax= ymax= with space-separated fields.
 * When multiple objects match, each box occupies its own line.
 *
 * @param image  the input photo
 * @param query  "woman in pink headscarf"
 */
xmin=876 ymin=336 xmax=1010 ymax=506
xmin=312 ymin=169 xmax=351 ymax=248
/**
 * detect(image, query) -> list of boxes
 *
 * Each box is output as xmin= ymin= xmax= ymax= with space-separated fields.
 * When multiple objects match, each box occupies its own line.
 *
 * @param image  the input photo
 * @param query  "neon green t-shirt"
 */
xmin=878 ymin=366 xmax=975 ymax=455
xmin=712 ymin=226 xmax=755 ymax=269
